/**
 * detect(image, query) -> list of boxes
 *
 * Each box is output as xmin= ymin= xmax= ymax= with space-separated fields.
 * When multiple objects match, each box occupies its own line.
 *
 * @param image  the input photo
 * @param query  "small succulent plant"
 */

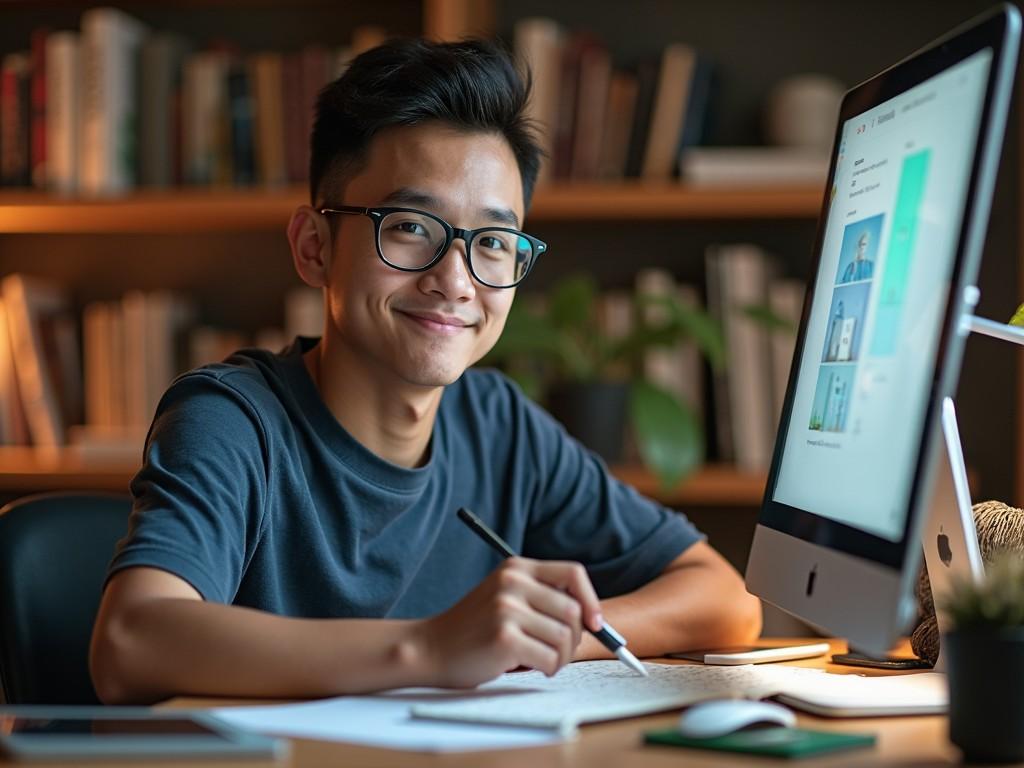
xmin=941 ymin=552 xmax=1024 ymax=630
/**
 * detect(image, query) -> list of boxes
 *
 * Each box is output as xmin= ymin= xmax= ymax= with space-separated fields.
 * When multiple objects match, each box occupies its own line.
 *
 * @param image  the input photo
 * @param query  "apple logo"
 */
xmin=937 ymin=526 xmax=953 ymax=567
xmin=806 ymin=565 xmax=818 ymax=596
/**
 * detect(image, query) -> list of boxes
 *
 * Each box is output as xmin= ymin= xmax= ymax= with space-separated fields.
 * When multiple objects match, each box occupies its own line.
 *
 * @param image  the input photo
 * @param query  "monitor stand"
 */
xmin=846 ymin=312 xmax=1024 ymax=670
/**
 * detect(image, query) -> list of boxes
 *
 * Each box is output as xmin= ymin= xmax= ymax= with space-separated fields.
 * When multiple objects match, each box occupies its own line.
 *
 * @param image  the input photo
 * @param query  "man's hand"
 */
xmin=413 ymin=558 xmax=603 ymax=688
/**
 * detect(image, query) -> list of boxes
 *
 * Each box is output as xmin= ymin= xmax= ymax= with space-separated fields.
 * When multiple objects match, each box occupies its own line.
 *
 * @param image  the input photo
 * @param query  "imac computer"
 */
xmin=745 ymin=5 xmax=1020 ymax=657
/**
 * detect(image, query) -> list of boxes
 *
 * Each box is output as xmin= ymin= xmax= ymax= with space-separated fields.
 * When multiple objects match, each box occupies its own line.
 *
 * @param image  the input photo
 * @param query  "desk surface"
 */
xmin=20 ymin=639 xmax=963 ymax=768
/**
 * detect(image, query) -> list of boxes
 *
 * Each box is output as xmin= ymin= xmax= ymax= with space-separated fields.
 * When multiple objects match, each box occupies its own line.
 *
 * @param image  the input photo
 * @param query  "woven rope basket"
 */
xmin=911 ymin=500 xmax=1024 ymax=663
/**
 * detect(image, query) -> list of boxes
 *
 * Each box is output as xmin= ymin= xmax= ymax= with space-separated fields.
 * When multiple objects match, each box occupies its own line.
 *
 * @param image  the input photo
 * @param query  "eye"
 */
xmin=478 ymin=235 xmax=509 ymax=252
xmin=392 ymin=220 xmax=429 ymax=237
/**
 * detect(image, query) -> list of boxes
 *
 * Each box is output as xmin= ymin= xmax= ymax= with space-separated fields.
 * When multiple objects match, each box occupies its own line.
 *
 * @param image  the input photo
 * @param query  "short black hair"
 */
xmin=310 ymin=38 xmax=542 ymax=211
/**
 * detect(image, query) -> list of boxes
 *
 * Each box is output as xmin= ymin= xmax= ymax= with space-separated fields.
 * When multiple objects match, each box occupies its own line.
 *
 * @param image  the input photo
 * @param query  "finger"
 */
xmin=499 ymin=619 xmax=567 ymax=677
xmin=521 ymin=580 xmax=583 ymax=650
xmin=525 ymin=560 xmax=604 ymax=632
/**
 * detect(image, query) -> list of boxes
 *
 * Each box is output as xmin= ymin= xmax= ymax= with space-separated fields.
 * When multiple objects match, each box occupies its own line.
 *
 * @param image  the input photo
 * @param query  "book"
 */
xmin=82 ymin=300 xmax=116 ymax=429
xmin=677 ymin=54 xmax=713 ymax=152
xmin=1 ymin=274 xmax=75 ymax=449
xmin=680 ymin=147 xmax=831 ymax=185
xmin=282 ymin=52 xmax=305 ymax=184
xmin=122 ymin=290 xmax=196 ymax=430
xmin=706 ymin=244 xmax=775 ymax=472
xmin=298 ymin=44 xmax=330 ymax=182
xmin=227 ymin=62 xmax=255 ymax=186
xmin=642 ymin=42 xmax=696 ymax=180
xmin=45 ymin=31 xmax=79 ymax=195
xmin=551 ymin=33 xmax=587 ymax=180
xmin=0 ymin=300 xmax=24 ymax=445
xmin=768 ymin=278 xmax=805 ymax=430
xmin=182 ymin=50 xmax=230 ymax=186
xmin=569 ymin=37 xmax=610 ymax=180
xmin=250 ymin=52 xmax=286 ymax=186
xmin=624 ymin=57 xmax=659 ymax=178
xmin=79 ymin=7 xmax=147 ymax=195
xmin=513 ymin=17 xmax=563 ymax=185
xmin=635 ymin=270 xmax=704 ymax=420
xmin=29 ymin=28 xmax=49 ymax=189
xmin=1 ymin=52 xmax=31 ymax=187
xmin=139 ymin=34 xmax=187 ymax=188
xmin=596 ymin=71 xmax=637 ymax=180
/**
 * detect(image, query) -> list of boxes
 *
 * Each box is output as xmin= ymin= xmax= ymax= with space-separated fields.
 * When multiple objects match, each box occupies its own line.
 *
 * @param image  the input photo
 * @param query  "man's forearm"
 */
xmin=574 ymin=552 xmax=762 ymax=661
xmin=91 ymin=598 xmax=434 ymax=704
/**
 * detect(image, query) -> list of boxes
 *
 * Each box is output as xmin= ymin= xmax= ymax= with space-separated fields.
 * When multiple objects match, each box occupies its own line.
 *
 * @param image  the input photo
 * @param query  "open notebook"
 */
xmin=411 ymin=662 xmax=947 ymax=736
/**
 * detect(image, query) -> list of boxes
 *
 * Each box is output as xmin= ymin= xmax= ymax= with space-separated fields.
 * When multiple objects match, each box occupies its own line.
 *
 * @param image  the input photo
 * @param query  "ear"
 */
xmin=288 ymin=205 xmax=331 ymax=288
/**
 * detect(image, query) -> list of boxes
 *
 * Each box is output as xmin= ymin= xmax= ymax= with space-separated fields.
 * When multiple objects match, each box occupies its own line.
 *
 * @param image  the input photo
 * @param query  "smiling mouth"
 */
xmin=398 ymin=310 xmax=475 ymax=335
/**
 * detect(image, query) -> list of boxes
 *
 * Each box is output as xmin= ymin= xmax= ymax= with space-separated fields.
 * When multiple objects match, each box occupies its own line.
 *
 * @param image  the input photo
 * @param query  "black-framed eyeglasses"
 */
xmin=317 ymin=205 xmax=547 ymax=289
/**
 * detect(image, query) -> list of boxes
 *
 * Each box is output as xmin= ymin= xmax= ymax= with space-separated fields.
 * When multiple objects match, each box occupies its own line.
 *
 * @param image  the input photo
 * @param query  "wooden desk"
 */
xmin=20 ymin=639 xmax=964 ymax=767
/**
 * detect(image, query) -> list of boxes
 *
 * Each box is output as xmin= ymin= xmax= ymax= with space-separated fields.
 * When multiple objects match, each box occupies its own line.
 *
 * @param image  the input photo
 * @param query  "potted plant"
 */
xmin=484 ymin=274 xmax=726 ymax=490
xmin=941 ymin=552 xmax=1024 ymax=763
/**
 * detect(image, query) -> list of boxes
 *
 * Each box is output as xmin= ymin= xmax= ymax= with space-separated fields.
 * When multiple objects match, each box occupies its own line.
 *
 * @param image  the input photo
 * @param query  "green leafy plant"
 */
xmin=484 ymin=274 xmax=726 ymax=490
xmin=1010 ymin=303 xmax=1024 ymax=327
xmin=941 ymin=552 xmax=1024 ymax=630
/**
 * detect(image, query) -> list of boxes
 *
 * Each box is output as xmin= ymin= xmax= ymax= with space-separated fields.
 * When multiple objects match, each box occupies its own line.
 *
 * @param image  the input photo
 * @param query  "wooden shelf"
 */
xmin=0 ymin=182 xmax=823 ymax=234
xmin=0 ymin=448 xmax=766 ymax=506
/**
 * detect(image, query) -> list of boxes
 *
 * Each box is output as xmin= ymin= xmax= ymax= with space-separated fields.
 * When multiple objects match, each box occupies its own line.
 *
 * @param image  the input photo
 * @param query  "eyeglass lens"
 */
xmin=378 ymin=211 xmax=533 ymax=287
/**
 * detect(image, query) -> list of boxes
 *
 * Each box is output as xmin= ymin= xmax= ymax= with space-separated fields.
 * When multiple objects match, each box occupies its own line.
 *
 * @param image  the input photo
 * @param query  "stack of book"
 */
xmin=0 ymin=6 xmax=388 ymax=195
xmin=514 ymin=18 xmax=713 ymax=184
xmin=0 ymin=273 xmax=323 ymax=458
xmin=705 ymin=244 xmax=805 ymax=471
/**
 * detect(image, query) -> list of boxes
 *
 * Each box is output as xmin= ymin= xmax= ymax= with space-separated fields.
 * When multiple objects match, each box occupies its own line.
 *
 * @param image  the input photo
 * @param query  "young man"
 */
xmin=90 ymin=39 xmax=761 ymax=704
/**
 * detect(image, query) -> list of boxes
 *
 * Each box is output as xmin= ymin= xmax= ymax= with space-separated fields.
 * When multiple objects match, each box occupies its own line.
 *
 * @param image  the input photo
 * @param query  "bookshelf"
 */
xmin=0 ymin=0 xmax=1018 ymax=514
xmin=0 ymin=183 xmax=824 ymax=233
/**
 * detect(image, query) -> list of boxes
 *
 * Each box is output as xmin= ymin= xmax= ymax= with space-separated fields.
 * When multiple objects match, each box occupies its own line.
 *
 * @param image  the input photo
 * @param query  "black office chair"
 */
xmin=0 ymin=491 xmax=131 ymax=704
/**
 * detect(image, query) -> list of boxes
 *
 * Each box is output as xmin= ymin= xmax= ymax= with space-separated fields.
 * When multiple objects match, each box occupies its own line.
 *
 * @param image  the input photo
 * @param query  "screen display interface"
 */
xmin=773 ymin=49 xmax=992 ymax=542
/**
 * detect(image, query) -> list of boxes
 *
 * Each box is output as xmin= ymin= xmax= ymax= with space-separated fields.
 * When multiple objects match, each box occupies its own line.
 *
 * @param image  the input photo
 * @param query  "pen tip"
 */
xmin=617 ymin=647 xmax=648 ymax=677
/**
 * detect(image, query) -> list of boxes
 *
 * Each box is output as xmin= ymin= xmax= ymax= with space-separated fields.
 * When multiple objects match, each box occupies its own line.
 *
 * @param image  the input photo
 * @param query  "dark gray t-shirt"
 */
xmin=109 ymin=336 xmax=703 ymax=618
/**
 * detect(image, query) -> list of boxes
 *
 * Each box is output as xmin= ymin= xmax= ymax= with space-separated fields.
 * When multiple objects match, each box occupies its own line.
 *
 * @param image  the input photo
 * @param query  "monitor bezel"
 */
xmin=759 ymin=5 xmax=1020 ymax=571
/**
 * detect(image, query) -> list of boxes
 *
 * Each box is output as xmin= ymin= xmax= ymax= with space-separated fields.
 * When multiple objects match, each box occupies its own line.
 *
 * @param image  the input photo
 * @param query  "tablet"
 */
xmin=0 ymin=707 xmax=285 ymax=762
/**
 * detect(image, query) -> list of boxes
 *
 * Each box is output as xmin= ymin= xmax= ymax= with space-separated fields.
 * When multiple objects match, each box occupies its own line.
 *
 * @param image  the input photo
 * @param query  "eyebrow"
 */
xmin=380 ymin=187 xmax=521 ymax=229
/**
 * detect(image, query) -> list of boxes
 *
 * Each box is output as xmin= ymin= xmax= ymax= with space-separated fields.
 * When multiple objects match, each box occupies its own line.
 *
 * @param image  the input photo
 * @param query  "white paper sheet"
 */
xmin=210 ymin=690 xmax=563 ymax=752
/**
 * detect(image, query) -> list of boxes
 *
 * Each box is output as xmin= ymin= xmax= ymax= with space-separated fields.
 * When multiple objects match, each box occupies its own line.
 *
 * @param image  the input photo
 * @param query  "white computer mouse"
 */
xmin=677 ymin=698 xmax=797 ymax=739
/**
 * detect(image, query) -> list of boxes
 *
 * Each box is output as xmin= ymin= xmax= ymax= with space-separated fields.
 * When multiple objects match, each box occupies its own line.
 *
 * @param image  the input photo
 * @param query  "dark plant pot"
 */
xmin=547 ymin=381 xmax=629 ymax=463
xmin=945 ymin=627 xmax=1024 ymax=763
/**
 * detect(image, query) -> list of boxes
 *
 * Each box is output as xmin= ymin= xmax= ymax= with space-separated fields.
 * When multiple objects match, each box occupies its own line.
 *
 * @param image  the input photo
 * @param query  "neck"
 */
xmin=304 ymin=336 xmax=443 ymax=468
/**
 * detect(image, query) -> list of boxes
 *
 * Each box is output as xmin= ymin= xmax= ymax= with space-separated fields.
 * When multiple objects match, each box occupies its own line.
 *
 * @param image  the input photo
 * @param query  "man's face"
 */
xmin=321 ymin=122 xmax=525 ymax=389
xmin=856 ymin=232 xmax=869 ymax=260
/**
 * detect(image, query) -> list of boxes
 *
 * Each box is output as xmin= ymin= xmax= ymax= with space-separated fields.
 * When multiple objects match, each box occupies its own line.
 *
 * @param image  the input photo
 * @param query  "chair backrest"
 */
xmin=0 ymin=492 xmax=130 ymax=704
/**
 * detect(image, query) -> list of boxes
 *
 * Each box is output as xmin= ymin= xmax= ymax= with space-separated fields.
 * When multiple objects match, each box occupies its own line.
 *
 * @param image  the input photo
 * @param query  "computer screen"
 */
xmin=773 ymin=50 xmax=992 ymax=543
xmin=746 ymin=5 xmax=1019 ymax=655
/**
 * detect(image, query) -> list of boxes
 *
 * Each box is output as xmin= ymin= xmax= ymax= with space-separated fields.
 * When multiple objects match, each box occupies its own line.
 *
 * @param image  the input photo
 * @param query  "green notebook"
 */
xmin=644 ymin=727 xmax=876 ymax=759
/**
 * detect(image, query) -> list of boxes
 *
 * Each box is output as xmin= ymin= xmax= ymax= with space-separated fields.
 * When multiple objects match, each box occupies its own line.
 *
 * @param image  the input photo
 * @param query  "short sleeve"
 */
xmin=517 ymin=391 xmax=705 ymax=598
xmin=106 ymin=372 xmax=270 ymax=603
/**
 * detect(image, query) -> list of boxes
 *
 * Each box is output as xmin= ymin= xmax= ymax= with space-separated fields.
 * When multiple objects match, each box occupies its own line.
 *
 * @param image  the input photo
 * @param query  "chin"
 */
xmin=399 ymin=359 xmax=466 ymax=388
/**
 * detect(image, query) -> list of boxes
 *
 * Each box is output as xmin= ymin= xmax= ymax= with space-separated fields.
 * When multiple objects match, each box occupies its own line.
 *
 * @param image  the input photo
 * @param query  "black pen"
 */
xmin=457 ymin=506 xmax=648 ymax=677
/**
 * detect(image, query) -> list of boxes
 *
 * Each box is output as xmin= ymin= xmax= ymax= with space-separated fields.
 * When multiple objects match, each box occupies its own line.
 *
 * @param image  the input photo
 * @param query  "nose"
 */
xmin=417 ymin=236 xmax=476 ymax=302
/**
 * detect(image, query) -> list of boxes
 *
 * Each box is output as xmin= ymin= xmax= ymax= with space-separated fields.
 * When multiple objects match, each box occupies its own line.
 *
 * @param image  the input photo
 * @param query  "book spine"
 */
xmin=2 ymin=275 xmax=68 ymax=448
xmin=80 ymin=8 xmax=146 ymax=195
xmin=45 ymin=32 xmax=79 ymax=195
xmin=30 ymin=28 xmax=49 ymax=189
xmin=642 ymin=43 xmax=695 ymax=180
xmin=139 ymin=35 xmax=179 ymax=188
xmin=514 ymin=17 xmax=563 ymax=186
xmin=1 ymin=53 xmax=31 ymax=187
xmin=570 ymin=40 xmax=610 ymax=180
xmin=721 ymin=245 xmax=774 ymax=471
xmin=251 ymin=53 xmax=286 ymax=186
xmin=228 ymin=63 xmax=255 ymax=186
xmin=282 ymin=52 xmax=305 ymax=183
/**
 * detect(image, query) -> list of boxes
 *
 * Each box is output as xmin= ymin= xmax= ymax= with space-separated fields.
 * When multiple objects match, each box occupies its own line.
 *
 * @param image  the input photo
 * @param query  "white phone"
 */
xmin=667 ymin=642 xmax=831 ymax=665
